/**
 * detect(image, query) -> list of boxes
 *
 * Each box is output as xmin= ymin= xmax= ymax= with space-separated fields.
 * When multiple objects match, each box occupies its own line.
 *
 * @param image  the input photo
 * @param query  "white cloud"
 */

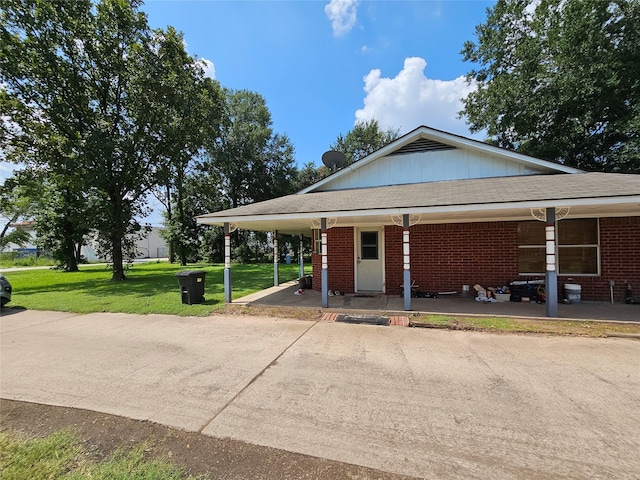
xmin=325 ymin=0 xmax=359 ymax=37
xmin=180 ymin=36 xmax=215 ymax=80
xmin=355 ymin=57 xmax=479 ymax=138
xmin=200 ymin=58 xmax=216 ymax=79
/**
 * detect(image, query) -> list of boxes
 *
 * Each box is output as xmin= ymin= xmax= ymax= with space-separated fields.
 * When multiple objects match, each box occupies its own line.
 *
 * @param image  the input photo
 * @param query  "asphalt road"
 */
xmin=1 ymin=309 xmax=639 ymax=479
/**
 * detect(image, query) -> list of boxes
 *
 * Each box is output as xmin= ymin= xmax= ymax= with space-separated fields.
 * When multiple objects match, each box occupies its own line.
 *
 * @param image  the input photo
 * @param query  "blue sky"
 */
xmin=142 ymin=0 xmax=493 ymax=167
xmin=2 ymin=0 xmax=495 ymax=225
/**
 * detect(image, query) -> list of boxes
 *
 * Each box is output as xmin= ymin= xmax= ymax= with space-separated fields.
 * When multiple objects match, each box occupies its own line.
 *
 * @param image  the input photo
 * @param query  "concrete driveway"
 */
xmin=1 ymin=309 xmax=639 ymax=479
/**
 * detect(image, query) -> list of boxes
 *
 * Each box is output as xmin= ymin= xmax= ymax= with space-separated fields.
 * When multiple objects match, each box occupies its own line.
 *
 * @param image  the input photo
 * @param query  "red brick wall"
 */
xmin=311 ymin=227 xmax=354 ymax=293
xmin=385 ymin=222 xmax=520 ymax=295
xmin=312 ymin=217 xmax=640 ymax=302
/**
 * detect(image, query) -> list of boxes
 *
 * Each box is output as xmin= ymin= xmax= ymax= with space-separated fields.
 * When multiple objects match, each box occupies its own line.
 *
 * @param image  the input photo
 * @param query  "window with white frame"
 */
xmin=312 ymin=229 xmax=322 ymax=254
xmin=518 ymin=219 xmax=599 ymax=275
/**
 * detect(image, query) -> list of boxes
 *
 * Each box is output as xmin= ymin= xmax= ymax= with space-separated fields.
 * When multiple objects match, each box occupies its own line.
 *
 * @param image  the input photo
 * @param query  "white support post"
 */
xmin=224 ymin=223 xmax=232 ymax=303
xmin=273 ymin=230 xmax=279 ymax=287
xmin=298 ymin=234 xmax=304 ymax=280
xmin=545 ymin=207 xmax=558 ymax=317
xmin=403 ymin=214 xmax=412 ymax=311
xmin=321 ymin=218 xmax=328 ymax=308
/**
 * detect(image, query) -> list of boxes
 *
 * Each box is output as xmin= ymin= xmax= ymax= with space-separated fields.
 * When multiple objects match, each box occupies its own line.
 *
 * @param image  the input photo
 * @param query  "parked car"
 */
xmin=0 ymin=274 xmax=11 ymax=307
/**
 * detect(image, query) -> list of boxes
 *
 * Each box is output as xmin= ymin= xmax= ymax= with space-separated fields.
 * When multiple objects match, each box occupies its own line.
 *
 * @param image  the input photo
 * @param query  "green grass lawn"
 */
xmin=410 ymin=313 xmax=640 ymax=337
xmin=0 ymin=430 xmax=201 ymax=480
xmin=0 ymin=253 xmax=58 ymax=268
xmin=3 ymin=262 xmax=303 ymax=317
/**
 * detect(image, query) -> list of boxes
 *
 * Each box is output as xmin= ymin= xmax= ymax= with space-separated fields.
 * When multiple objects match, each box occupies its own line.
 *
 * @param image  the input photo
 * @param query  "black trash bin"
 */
xmin=176 ymin=270 xmax=206 ymax=304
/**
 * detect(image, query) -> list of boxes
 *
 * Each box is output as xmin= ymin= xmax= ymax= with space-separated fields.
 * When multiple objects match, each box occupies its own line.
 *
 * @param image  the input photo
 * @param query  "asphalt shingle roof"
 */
xmin=198 ymin=172 xmax=640 ymax=220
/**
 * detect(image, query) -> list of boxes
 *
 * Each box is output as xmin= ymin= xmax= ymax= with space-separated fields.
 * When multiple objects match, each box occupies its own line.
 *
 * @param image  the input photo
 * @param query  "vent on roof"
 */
xmin=389 ymin=138 xmax=456 ymax=156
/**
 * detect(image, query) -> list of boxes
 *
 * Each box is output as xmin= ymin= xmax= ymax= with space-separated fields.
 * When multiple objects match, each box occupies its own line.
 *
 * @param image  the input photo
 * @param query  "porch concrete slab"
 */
xmin=238 ymin=284 xmax=640 ymax=322
xmin=232 ymin=280 xmax=301 ymax=304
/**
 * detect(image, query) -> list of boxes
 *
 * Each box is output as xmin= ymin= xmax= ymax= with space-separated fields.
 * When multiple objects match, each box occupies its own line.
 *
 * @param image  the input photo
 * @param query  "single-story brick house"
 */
xmin=197 ymin=126 xmax=640 ymax=316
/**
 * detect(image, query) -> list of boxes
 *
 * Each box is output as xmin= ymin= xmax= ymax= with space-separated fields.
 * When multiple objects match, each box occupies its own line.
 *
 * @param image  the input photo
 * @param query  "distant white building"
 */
xmin=132 ymin=227 xmax=168 ymax=259
xmin=6 ymin=221 xmax=168 ymax=261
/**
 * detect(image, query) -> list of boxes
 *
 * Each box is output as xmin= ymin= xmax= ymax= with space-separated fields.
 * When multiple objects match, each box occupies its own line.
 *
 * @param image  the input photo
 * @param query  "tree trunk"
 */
xmin=61 ymin=188 xmax=79 ymax=272
xmin=109 ymin=192 xmax=126 ymax=280
xmin=111 ymin=238 xmax=126 ymax=280
xmin=65 ymin=244 xmax=79 ymax=271
xmin=75 ymin=241 xmax=83 ymax=264
xmin=176 ymin=167 xmax=187 ymax=267
xmin=64 ymin=222 xmax=79 ymax=272
xmin=165 ymin=184 xmax=175 ymax=263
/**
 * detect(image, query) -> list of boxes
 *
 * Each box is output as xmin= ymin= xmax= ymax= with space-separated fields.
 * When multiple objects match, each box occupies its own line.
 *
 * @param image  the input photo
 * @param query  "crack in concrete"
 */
xmin=197 ymin=320 xmax=318 ymax=433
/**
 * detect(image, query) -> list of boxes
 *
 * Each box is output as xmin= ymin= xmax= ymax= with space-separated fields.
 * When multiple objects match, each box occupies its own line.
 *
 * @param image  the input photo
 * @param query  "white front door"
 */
xmin=355 ymin=227 xmax=384 ymax=292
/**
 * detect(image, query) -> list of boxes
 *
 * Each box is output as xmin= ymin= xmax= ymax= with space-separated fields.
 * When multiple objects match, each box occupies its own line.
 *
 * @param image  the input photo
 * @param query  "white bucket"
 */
xmin=564 ymin=283 xmax=581 ymax=304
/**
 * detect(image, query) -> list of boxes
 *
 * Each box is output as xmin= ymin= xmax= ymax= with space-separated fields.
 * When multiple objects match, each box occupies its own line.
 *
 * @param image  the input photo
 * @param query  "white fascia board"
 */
xmin=197 ymin=195 xmax=639 ymax=226
xmin=421 ymin=128 xmax=582 ymax=173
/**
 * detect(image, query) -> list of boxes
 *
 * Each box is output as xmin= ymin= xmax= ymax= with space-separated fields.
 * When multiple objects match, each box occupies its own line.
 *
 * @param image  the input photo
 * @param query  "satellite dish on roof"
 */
xmin=321 ymin=150 xmax=346 ymax=172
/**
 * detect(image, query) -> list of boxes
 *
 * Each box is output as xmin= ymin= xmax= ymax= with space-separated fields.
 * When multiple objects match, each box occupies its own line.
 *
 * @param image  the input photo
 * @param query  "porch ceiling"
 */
xmin=197 ymin=172 xmax=640 ymax=235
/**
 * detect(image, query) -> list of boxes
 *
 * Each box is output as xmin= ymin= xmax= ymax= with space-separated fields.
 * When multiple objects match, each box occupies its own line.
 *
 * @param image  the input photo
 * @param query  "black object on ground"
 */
xmin=176 ymin=270 xmax=206 ymax=304
xmin=336 ymin=314 xmax=390 ymax=326
xmin=626 ymin=283 xmax=640 ymax=304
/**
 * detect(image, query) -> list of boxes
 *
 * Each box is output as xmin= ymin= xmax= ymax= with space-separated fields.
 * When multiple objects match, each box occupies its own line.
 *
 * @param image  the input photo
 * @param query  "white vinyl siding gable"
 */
xmin=314 ymin=148 xmax=550 ymax=192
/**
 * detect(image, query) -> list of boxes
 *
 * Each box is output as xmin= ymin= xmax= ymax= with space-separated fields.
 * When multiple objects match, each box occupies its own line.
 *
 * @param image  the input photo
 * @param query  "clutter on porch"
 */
xmin=564 ymin=283 xmax=581 ymax=304
xmin=473 ymin=284 xmax=498 ymax=303
xmin=625 ymin=283 xmax=640 ymax=304
xmin=471 ymin=280 xmax=587 ymax=305
xmin=472 ymin=280 xmax=551 ymax=304
xmin=400 ymin=280 xmax=440 ymax=298
xmin=510 ymin=280 xmax=546 ymax=303
xmin=294 ymin=275 xmax=313 ymax=296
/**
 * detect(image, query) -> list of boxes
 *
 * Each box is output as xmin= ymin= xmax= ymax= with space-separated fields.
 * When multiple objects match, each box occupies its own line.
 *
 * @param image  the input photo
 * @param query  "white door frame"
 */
xmin=354 ymin=226 xmax=385 ymax=292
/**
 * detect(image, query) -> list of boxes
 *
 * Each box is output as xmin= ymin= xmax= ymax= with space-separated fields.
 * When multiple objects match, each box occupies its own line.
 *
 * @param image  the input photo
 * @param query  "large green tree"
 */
xmin=149 ymin=27 xmax=223 ymax=266
xmin=80 ymin=0 xmax=170 ymax=279
xmin=330 ymin=119 xmax=399 ymax=167
xmin=461 ymin=0 xmax=640 ymax=172
xmin=203 ymin=89 xmax=297 ymax=209
xmin=200 ymin=88 xmax=297 ymax=261
xmin=1 ymin=0 xmax=94 ymax=270
xmin=293 ymin=161 xmax=330 ymax=191
xmin=180 ymin=172 xmax=226 ymax=263
xmin=33 ymin=176 xmax=91 ymax=267
xmin=0 ymin=175 xmax=34 ymax=251
xmin=1 ymin=0 xmax=216 ymax=278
